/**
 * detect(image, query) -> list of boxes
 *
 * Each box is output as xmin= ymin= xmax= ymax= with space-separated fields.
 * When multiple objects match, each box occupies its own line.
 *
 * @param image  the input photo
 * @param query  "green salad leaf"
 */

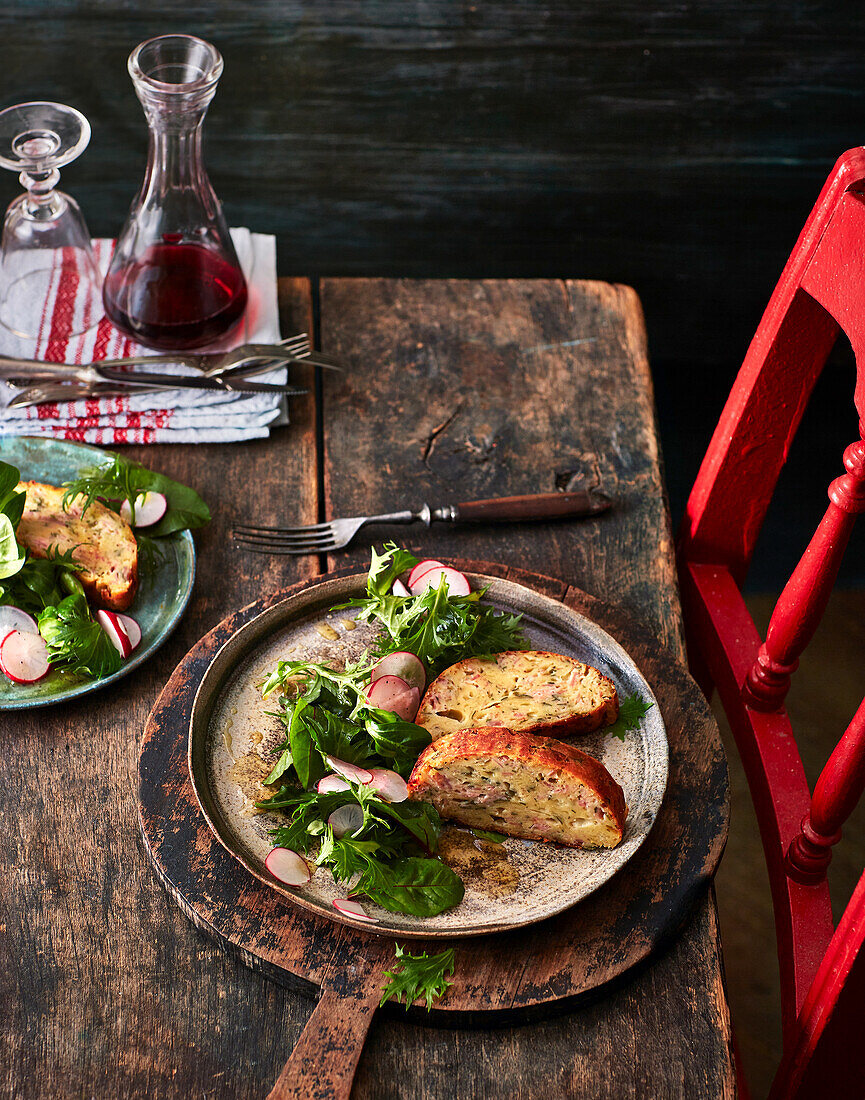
xmin=255 ymin=545 xmax=530 ymax=920
xmin=340 ymin=543 xmax=529 ymax=675
xmin=0 ymin=462 xmax=26 ymax=581
xmin=380 ymin=945 xmax=456 ymax=1011
xmin=38 ymin=594 xmax=124 ymax=679
xmin=607 ymin=693 xmax=654 ymax=741
xmin=61 ymin=451 xmax=210 ymax=538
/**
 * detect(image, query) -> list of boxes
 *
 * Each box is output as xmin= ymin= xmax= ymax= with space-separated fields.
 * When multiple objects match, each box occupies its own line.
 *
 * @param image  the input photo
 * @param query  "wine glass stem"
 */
xmin=19 ymin=168 xmax=66 ymax=219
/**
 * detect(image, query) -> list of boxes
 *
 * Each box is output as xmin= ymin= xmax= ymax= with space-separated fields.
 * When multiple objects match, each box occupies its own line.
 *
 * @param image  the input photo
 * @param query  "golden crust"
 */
xmin=408 ymin=726 xmax=627 ymax=848
xmin=15 ymin=481 xmax=139 ymax=611
xmin=416 ymin=649 xmax=619 ymax=741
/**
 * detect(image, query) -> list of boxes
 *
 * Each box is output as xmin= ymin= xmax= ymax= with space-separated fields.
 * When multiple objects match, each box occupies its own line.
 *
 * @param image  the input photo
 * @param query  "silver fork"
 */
xmin=0 ymin=335 xmax=342 ymax=385
xmin=232 ymin=491 xmax=613 ymax=555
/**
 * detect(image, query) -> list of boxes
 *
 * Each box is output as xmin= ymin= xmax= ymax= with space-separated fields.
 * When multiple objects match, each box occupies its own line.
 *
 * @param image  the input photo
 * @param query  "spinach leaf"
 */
xmin=358 ymin=707 xmax=431 ymax=774
xmin=0 ymin=514 xmax=25 ymax=580
xmin=360 ymin=856 xmax=464 ymax=917
xmin=0 ymin=462 xmax=25 ymax=581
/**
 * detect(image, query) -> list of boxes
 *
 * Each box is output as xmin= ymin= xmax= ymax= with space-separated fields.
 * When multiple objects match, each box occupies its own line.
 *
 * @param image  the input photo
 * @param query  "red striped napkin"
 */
xmin=0 ymin=230 xmax=285 ymax=444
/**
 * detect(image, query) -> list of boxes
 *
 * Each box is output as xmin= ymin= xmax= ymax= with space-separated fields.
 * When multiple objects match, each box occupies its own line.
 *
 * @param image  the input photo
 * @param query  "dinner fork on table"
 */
xmin=232 ymin=491 xmax=612 ymax=555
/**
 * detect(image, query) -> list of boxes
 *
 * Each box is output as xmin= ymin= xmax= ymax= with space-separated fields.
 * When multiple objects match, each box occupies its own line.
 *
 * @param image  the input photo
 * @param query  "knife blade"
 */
xmin=7 ymin=379 xmax=309 ymax=408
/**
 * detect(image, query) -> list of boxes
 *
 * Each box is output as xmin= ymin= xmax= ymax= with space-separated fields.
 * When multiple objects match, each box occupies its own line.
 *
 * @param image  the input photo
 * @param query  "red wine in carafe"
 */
xmin=103 ymin=242 xmax=248 ymax=349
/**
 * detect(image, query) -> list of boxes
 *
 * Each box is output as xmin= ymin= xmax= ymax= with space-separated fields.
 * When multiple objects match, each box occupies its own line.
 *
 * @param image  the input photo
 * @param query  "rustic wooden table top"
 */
xmin=0 ymin=277 xmax=735 ymax=1099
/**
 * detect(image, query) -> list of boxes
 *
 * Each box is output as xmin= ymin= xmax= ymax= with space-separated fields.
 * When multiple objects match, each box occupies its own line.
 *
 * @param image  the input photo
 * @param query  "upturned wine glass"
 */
xmin=0 ymin=101 xmax=102 ymax=341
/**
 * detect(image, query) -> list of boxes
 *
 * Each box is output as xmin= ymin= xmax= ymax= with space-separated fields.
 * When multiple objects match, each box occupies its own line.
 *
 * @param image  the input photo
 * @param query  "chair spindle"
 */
xmin=786 ymin=694 xmax=865 ymax=884
xmin=744 ymin=440 xmax=865 ymax=711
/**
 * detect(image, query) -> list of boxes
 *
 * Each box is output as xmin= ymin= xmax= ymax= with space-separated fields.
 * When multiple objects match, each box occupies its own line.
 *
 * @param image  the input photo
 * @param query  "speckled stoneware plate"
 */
xmin=189 ymin=571 xmax=668 ymax=939
xmin=0 ymin=437 xmax=195 ymax=710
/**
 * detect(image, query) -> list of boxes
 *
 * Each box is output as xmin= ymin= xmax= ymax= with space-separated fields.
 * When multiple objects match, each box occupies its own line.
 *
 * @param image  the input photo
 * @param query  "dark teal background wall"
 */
xmin=2 ymin=1 xmax=864 ymax=585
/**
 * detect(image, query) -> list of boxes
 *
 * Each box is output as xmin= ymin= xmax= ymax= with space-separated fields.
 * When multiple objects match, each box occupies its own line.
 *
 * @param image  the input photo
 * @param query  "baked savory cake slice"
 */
xmin=408 ymin=727 xmax=627 ymax=848
xmin=416 ymin=650 xmax=618 ymax=741
xmin=16 ymin=481 xmax=139 ymax=611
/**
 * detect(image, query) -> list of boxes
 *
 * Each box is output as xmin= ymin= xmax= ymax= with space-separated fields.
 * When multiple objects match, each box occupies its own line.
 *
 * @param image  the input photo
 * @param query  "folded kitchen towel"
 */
xmin=0 ymin=230 xmax=290 ymax=444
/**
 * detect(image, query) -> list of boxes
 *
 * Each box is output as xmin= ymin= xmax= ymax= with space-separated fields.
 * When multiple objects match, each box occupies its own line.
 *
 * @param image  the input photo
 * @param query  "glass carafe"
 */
xmin=103 ymin=34 xmax=247 ymax=349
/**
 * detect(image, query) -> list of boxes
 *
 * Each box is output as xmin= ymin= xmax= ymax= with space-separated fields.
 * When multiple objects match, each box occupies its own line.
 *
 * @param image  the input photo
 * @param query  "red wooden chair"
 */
xmin=676 ymin=148 xmax=865 ymax=1099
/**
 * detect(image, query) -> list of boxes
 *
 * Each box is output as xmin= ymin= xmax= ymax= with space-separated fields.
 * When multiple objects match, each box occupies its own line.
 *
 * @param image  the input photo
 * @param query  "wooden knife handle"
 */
xmin=452 ymin=491 xmax=611 ymax=524
xmin=267 ymin=979 xmax=380 ymax=1100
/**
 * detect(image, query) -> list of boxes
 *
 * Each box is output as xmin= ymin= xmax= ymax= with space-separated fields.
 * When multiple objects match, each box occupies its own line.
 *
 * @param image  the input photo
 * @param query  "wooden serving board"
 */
xmin=139 ymin=561 xmax=727 ymax=1099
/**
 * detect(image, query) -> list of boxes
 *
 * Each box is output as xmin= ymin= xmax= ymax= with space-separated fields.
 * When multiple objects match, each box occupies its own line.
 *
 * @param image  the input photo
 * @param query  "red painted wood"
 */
xmin=680 ymin=563 xmax=833 ymax=1036
xmin=677 ymin=149 xmax=865 ymax=583
xmin=744 ymin=441 xmax=865 ymax=711
xmin=787 ymin=694 xmax=865 ymax=885
xmin=677 ymin=148 xmax=865 ymax=1098
xmin=768 ymin=871 xmax=865 ymax=1100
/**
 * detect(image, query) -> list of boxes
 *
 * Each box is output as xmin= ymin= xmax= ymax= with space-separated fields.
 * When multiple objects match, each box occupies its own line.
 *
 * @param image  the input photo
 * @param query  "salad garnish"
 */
xmin=379 ymin=945 xmax=456 ymax=1010
xmin=607 ymin=693 xmax=653 ymax=741
xmin=0 ymin=453 xmax=208 ymax=684
xmin=255 ymin=546 xmax=529 ymax=918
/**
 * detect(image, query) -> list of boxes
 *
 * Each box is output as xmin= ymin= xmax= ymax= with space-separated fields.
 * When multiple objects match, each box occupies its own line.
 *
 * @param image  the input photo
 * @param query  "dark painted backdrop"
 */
xmin=2 ymin=0 xmax=864 ymax=585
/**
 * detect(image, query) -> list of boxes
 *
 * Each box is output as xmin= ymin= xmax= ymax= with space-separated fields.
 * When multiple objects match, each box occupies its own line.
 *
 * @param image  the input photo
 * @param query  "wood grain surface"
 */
xmin=139 ymin=561 xmax=726 ymax=1009
xmin=0 ymin=277 xmax=735 ymax=1098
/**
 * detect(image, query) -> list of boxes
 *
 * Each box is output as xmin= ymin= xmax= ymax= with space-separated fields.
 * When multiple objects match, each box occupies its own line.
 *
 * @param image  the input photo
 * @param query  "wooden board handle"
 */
xmin=453 ymin=491 xmax=611 ymax=523
xmin=267 ymin=981 xmax=379 ymax=1100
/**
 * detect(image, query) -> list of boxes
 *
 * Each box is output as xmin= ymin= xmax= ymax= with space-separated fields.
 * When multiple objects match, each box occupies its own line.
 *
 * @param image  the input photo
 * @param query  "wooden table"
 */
xmin=1 ymin=278 xmax=735 ymax=1099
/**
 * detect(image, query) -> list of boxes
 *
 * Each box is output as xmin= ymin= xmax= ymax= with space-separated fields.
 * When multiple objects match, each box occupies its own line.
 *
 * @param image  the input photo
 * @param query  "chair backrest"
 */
xmin=676 ymin=148 xmax=865 ymax=1100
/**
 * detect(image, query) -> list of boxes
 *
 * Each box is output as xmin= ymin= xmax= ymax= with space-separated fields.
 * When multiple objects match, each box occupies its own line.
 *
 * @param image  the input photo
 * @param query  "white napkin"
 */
xmin=0 ymin=230 xmax=289 ymax=444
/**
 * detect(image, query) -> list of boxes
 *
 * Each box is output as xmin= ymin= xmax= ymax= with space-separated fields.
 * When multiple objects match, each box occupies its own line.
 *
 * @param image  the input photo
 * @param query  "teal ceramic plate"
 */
xmin=0 ymin=437 xmax=195 ymax=709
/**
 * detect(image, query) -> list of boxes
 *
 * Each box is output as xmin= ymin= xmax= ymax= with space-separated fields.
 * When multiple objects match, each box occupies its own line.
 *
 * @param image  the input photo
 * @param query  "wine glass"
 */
xmin=0 ymin=101 xmax=102 ymax=341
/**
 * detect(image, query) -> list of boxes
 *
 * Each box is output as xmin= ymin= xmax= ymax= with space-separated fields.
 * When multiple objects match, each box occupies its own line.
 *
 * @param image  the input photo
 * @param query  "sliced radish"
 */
xmin=0 ymin=606 xmax=38 ymax=636
xmin=317 ymin=773 xmax=350 ymax=794
xmin=369 ymin=651 xmax=425 ymax=693
xmin=328 ymin=803 xmax=365 ymax=838
xmin=265 ymin=847 xmax=311 ymax=887
xmin=119 ymin=491 xmax=167 ymax=528
xmin=409 ymin=565 xmax=471 ymax=597
xmin=367 ymin=767 xmax=409 ymax=803
xmin=115 ymin=613 xmax=142 ymax=651
xmin=0 ymin=630 xmax=50 ymax=683
xmin=392 ymin=578 xmax=411 ymax=597
xmin=96 ymin=610 xmax=133 ymax=658
xmin=332 ymin=898 xmax=379 ymax=923
xmin=366 ymin=675 xmax=421 ymax=721
xmin=325 ymin=755 xmax=374 ymax=785
xmin=407 ymin=559 xmax=445 ymax=588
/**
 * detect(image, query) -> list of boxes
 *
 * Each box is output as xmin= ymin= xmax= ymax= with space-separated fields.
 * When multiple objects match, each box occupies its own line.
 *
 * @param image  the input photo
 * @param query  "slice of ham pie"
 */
xmin=415 ymin=650 xmax=619 ymax=742
xmin=407 ymin=727 xmax=627 ymax=849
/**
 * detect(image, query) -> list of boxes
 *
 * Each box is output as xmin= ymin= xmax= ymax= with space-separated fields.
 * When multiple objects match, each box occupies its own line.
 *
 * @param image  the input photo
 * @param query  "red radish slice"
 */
xmin=0 ymin=606 xmax=38 ymax=636
xmin=119 ymin=491 xmax=167 ymax=528
xmin=317 ymin=773 xmax=350 ymax=794
xmin=370 ymin=651 xmax=425 ymax=692
xmin=325 ymin=755 xmax=374 ymax=785
xmin=407 ymin=559 xmax=445 ymax=588
xmin=392 ymin=578 xmax=411 ymax=597
xmin=328 ymin=803 xmax=365 ymax=838
xmin=332 ymin=898 xmax=379 ymax=923
xmin=368 ymin=767 xmax=409 ymax=803
xmin=115 ymin=613 xmax=142 ymax=651
xmin=265 ymin=847 xmax=311 ymax=887
xmin=0 ymin=630 xmax=50 ymax=683
xmin=366 ymin=675 xmax=421 ymax=721
xmin=409 ymin=565 xmax=471 ymax=597
xmin=96 ymin=610 xmax=132 ymax=658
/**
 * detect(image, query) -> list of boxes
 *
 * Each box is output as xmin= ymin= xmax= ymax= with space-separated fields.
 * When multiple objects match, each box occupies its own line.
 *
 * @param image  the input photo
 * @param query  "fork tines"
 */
xmin=232 ymin=520 xmax=342 ymax=555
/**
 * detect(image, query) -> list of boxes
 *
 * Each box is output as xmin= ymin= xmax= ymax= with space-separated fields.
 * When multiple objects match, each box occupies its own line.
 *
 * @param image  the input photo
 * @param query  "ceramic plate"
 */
xmin=189 ymin=571 xmax=668 ymax=938
xmin=0 ymin=436 xmax=195 ymax=710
